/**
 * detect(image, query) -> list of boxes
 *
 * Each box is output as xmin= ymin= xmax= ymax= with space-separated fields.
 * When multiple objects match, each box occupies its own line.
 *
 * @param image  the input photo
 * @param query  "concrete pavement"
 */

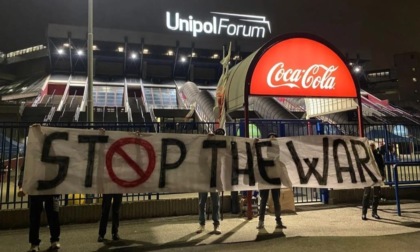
xmin=1 ymin=201 xmax=420 ymax=252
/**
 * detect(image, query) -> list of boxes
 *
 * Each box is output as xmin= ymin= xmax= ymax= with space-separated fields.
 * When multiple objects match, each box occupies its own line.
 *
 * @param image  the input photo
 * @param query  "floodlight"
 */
xmin=212 ymin=53 xmax=219 ymax=59
xmin=353 ymin=66 xmax=362 ymax=73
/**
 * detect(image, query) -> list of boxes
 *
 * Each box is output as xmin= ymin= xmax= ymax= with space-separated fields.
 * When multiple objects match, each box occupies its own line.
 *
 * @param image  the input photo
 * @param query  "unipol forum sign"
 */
xmin=22 ymin=126 xmax=382 ymax=195
xmin=166 ymin=11 xmax=271 ymax=38
xmin=249 ymin=37 xmax=357 ymax=98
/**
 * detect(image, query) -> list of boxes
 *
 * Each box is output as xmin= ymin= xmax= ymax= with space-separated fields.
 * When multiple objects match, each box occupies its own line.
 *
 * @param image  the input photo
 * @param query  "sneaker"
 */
xmin=276 ymin=221 xmax=287 ymax=229
xmin=112 ymin=233 xmax=120 ymax=241
xmin=97 ymin=236 xmax=104 ymax=242
xmin=213 ymin=225 xmax=221 ymax=235
xmin=256 ymin=220 xmax=264 ymax=229
xmin=196 ymin=225 xmax=205 ymax=234
xmin=48 ymin=241 xmax=60 ymax=250
xmin=28 ymin=244 xmax=39 ymax=252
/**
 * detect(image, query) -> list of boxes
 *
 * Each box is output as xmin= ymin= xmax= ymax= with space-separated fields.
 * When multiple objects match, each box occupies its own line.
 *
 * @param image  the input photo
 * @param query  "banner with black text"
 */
xmin=22 ymin=126 xmax=382 ymax=195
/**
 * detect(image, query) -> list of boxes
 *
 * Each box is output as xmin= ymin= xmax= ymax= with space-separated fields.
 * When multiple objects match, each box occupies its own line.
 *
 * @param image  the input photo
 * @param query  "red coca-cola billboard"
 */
xmin=249 ymin=37 xmax=357 ymax=98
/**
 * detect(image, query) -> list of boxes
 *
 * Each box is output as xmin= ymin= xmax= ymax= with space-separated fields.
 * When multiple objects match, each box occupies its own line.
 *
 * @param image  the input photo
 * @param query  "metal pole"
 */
xmin=244 ymin=83 xmax=253 ymax=220
xmin=87 ymin=0 xmax=94 ymax=123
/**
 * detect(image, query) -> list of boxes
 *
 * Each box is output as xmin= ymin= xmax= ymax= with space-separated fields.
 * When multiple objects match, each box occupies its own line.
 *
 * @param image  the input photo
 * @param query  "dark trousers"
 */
xmin=259 ymin=189 xmax=281 ymax=223
xmin=99 ymin=194 xmax=123 ymax=237
xmin=29 ymin=195 xmax=60 ymax=245
xmin=362 ymin=186 xmax=381 ymax=215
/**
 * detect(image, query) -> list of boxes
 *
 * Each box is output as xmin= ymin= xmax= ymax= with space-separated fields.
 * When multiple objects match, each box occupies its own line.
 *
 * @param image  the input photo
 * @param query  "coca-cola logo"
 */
xmin=267 ymin=62 xmax=338 ymax=90
xmin=250 ymin=37 xmax=356 ymax=98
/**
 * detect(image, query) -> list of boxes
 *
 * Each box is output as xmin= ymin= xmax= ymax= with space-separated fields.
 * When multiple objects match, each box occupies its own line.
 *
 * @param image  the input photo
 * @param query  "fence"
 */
xmin=1 ymin=120 xmax=420 ymax=210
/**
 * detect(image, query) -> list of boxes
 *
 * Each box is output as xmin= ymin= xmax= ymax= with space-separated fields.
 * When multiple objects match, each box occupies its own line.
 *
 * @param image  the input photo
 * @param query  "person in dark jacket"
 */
xmin=18 ymin=161 xmax=61 ymax=252
xmin=362 ymin=142 xmax=386 ymax=220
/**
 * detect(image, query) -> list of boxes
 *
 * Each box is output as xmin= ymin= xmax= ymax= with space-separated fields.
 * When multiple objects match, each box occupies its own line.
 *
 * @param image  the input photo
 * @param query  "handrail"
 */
xmin=390 ymin=162 xmax=420 ymax=216
xmin=57 ymin=75 xmax=72 ymax=111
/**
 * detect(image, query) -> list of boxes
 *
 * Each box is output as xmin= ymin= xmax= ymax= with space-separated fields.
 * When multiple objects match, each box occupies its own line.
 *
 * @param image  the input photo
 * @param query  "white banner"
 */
xmin=23 ymin=126 xmax=382 ymax=195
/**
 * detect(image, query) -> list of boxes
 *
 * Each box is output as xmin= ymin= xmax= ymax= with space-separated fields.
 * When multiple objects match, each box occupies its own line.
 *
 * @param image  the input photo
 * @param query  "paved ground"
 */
xmin=1 ymin=202 xmax=420 ymax=252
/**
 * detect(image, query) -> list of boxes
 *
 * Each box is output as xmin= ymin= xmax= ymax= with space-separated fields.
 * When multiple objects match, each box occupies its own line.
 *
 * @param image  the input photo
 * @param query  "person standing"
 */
xmin=18 ymin=162 xmax=61 ymax=252
xmin=362 ymin=142 xmax=386 ymax=220
xmin=98 ymin=194 xmax=123 ymax=242
xmin=196 ymin=128 xmax=224 ymax=234
xmin=256 ymin=133 xmax=287 ymax=230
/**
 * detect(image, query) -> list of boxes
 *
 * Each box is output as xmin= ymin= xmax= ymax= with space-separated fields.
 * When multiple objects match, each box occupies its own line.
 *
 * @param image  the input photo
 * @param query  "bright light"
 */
xmin=191 ymin=52 xmax=197 ymax=57
xmin=180 ymin=56 xmax=187 ymax=62
xmin=167 ymin=50 xmax=174 ymax=56
xmin=117 ymin=46 xmax=124 ymax=52
xmin=63 ymin=43 xmax=70 ymax=48
xmin=92 ymin=45 xmax=98 ymax=50
xmin=143 ymin=48 xmax=149 ymax=54
xmin=21 ymin=87 xmax=27 ymax=91
xmin=353 ymin=66 xmax=362 ymax=73
xmin=212 ymin=53 xmax=219 ymax=59
xmin=77 ymin=50 xmax=84 ymax=56
xmin=131 ymin=52 xmax=138 ymax=59
xmin=57 ymin=48 xmax=64 ymax=55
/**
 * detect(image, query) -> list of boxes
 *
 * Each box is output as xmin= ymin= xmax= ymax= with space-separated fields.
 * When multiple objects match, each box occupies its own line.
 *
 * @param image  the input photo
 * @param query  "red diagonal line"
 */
xmin=115 ymin=147 xmax=145 ymax=177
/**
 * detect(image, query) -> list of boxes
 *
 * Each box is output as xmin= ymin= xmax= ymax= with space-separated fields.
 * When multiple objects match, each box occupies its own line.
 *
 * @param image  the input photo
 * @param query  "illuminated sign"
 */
xmin=166 ymin=11 xmax=271 ymax=38
xmin=250 ymin=37 xmax=357 ymax=98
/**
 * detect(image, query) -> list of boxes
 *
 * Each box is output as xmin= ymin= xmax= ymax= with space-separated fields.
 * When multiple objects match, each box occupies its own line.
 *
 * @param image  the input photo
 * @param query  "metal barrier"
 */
xmin=2 ymin=120 xmax=420 ymax=210
xmin=385 ymin=162 xmax=420 ymax=216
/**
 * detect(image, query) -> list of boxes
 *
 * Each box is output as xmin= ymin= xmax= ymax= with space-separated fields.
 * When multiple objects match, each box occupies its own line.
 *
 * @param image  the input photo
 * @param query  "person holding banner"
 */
xmin=362 ymin=142 xmax=386 ymax=221
xmin=257 ymin=133 xmax=287 ymax=230
xmin=98 ymin=194 xmax=123 ymax=242
xmin=18 ymin=161 xmax=61 ymax=252
xmin=196 ymin=128 xmax=225 ymax=235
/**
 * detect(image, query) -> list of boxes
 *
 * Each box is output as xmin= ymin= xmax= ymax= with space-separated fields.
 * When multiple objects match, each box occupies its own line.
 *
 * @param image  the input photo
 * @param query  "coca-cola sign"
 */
xmin=250 ymin=37 xmax=357 ymax=98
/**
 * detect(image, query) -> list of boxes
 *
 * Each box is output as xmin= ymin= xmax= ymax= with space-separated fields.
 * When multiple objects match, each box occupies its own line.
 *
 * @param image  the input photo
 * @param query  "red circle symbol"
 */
xmin=106 ymin=137 xmax=156 ymax=187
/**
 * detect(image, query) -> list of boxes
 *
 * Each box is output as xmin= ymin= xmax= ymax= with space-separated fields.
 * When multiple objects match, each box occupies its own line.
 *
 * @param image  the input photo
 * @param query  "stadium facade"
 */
xmin=1 ymin=2 xmax=420 ymax=218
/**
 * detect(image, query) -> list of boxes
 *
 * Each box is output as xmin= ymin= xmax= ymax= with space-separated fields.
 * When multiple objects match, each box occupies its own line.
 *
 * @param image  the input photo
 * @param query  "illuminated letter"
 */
xmin=166 ymin=12 xmax=179 ymax=30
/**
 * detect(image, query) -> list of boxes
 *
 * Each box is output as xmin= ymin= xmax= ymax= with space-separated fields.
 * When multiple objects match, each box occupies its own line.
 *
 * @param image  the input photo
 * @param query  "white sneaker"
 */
xmin=49 ymin=241 xmax=61 ymax=250
xmin=256 ymin=221 xmax=264 ymax=229
xmin=28 ymin=244 xmax=39 ymax=252
xmin=196 ymin=225 xmax=205 ymax=234
xmin=213 ymin=225 xmax=221 ymax=235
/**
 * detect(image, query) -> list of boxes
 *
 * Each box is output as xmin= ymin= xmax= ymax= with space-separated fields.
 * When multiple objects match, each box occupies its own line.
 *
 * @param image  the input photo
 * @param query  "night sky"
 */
xmin=1 ymin=0 xmax=419 ymax=70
